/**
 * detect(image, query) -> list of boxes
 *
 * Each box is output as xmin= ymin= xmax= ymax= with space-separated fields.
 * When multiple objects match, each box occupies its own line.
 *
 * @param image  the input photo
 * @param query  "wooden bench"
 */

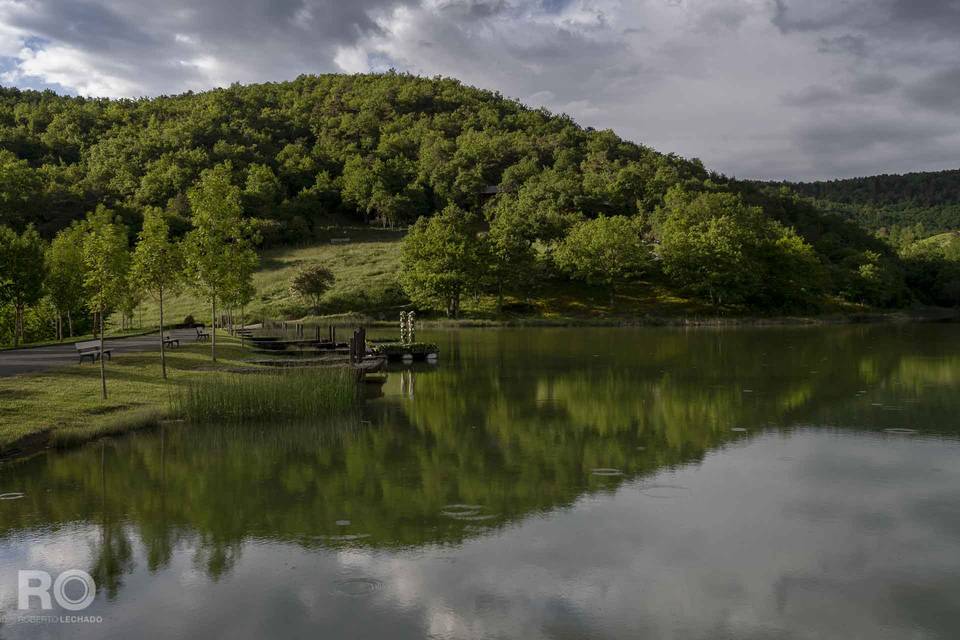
xmin=195 ymin=326 xmax=210 ymax=341
xmin=76 ymin=340 xmax=112 ymax=364
xmin=162 ymin=333 xmax=180 ymax=348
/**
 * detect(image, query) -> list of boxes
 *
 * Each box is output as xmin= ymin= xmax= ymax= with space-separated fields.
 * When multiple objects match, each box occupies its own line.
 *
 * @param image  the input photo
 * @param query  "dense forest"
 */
xmin=0 ymin=73 xmax=956 ymax=344
xmin=764 ymin=169 xmax=960 ymax=242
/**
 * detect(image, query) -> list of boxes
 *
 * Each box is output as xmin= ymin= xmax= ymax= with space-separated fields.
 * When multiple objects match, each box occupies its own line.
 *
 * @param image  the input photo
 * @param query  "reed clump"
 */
xmin=174 ymin=368 xmax=357 ymax=422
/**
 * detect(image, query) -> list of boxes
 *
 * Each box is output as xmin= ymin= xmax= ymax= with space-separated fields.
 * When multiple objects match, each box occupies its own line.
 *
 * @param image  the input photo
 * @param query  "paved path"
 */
xmin=0 ymin=329 xmax=201 ymax=377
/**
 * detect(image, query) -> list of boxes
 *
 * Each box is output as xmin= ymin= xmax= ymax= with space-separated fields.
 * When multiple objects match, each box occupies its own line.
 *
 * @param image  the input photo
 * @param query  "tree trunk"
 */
xmin=159 ymin=288 xmax=167 ymax=380
xmin=57 ymin=313 xmax=62 ymax=342
xmin=99 ymin=309 xmax=108 ymax=400
xmin=13 ymin=305 xmax=21 ymax=347
xmin=67 ymin=311 xmax=74 ymax=338
xmin=211 ymin=297 xmax=217 ymax=363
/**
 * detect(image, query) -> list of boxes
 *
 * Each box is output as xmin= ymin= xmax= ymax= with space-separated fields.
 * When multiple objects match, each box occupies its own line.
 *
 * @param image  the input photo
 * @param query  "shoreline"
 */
xmin=2 ymin=309 xmax=958 ymax=463
xmin=311 ymin=307 xmax=960 ymax=329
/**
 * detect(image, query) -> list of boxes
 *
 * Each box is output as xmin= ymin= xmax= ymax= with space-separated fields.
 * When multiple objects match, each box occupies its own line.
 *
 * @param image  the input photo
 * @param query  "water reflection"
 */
xmin=1 ymin=325 xmax=960 ymax=638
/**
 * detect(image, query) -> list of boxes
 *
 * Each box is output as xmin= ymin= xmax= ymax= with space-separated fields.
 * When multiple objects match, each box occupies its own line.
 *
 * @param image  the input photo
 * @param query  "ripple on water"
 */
xmin=637 ymin=484 xmax=692 ymax=499
xmin=455 ymin=514 xmax=498 ymax=522
xmin=883 ymin=428 xmax=918 ymax=435
xmin=441 ymin=504 xmax=484 ymax=519
xmin=0 ymin=492 xmax=24 ymax=501
xmin=335 ymin=520 xmax=351 ymax=526
xmin=326 ymin=534 xmax=371 ymax=542
xmin=591 ymin=468 xmax=623 ymax=477
xmin=731 ymin=428 xmax=748 ymax=433
xmin=332 ymin=577 xmax=383 ymax=597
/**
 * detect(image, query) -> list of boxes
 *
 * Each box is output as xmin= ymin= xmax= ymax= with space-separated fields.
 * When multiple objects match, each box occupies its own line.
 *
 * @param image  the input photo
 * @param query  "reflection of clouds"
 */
xmin=0 ymin=524 xmax=98 ymax=614
xmin=320 ymin=431 xmax=960 ymax=639
xmin=1 ymin=432 xmax=959 ymax=637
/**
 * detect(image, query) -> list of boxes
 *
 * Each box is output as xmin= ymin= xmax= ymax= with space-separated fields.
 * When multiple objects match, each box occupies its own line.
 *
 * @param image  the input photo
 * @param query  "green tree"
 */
xmin=46 ymin=223 xmax=87 ymax=340
xmin=0 ymin=150 xmax=41 ymax=229
xmin=554 ymin=215 xmax=652 ymax=305
xmin=291 ymin=265 xmax=336 ymax=315
xmin=82 ymin=207 xmax=130 ymax=399
xmin=656 ymin=189 xmax=822 ymax=309
xmin=399 ymin=205 xmax=483 ymax=317
xmin=183 ymin=164 xmax=258 ymax=362
xmin=243 ymin=163 xmax=283 ymax=215
xmin=0 ymin=224 xmax=47 ymax=346
xmin=131 ymin=208 xmax=183 ymax=379
xmin=485 ymin=200 xmax=541 ymax=310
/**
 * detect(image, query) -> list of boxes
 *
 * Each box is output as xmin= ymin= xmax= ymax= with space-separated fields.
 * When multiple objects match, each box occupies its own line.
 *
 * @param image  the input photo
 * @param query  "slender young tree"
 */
xmin=291 ymin=265 xmax=335 ymax=315
xmin=131 ymin=208 xmax=183 ymax=379
xmin=0 ymin=225 xmax=47 ymax=346
xmin=46 ymin=223 xmax=87 ymax=340
xmin=183 ymin=164 xmax=258 ymax=362
xmin=82 ymin=207 xmax=130 ymax=400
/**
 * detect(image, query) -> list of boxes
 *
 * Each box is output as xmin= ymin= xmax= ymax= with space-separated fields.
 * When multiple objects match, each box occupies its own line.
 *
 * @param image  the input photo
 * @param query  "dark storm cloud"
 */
xmin=780 ymin=85 xmax=845 ymax=108
xmin=817 ymin=34 xmax=867 ymax=57
xmin=889 ymin=0 xmax=960 ymax=37
xmin=0 ymin=0 xmax=958 ymax=180
xmin=851 ymin=73 xmax=899 ymax=96
xmin=9 ymin=0 xmax=158 ymax=51
xmin=906 ymin=67 xmax=960 ymax=111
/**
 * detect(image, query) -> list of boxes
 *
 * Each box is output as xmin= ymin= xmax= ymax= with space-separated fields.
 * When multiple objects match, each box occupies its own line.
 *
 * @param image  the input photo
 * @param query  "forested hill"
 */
xmin=0 ymin=73 xmax=926 ymax=311
xmin=0 ymin=73 xmax=711 ymax=238
xmin=763 ymin=169 xmax=960 ymax=240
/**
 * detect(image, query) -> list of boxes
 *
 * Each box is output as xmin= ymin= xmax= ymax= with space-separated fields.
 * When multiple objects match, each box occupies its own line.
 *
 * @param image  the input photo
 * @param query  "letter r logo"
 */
xmin=18 ymin=570 xmax=52 ymax=610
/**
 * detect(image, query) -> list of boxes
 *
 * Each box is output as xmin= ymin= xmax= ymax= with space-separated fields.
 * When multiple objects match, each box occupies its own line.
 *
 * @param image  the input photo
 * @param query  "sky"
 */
xmin=0 ymin=0 xmax=958 ymax=181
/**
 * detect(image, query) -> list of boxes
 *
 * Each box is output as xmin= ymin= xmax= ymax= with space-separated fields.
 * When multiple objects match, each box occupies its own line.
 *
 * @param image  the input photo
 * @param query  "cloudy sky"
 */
xmin=1 ymin=0 xmax=958 ymax=181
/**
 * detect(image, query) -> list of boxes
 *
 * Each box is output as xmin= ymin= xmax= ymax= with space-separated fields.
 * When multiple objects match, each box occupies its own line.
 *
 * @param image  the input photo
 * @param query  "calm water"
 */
xmin=2 ymin=325 xmax=960 ymax=639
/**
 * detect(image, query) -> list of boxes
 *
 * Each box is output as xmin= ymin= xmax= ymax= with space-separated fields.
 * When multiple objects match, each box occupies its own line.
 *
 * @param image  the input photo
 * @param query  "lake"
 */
xmin=2 ymin=325 xmax=960 ymax=639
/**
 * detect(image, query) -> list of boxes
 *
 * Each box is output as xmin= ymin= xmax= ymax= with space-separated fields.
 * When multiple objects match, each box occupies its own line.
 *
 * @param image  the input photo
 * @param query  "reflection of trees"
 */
xmin=0 ymin=325 xmax=957 ymax=597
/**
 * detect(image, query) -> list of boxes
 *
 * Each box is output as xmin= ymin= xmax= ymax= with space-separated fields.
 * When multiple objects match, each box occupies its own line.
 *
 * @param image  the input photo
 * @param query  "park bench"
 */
xmin=76 ymin=340 xmax=111 ymax=364
xmin=195 ymin=326 xmax=210 ymax=341
xmin=162 ymin=333 xmax=180 ymax=348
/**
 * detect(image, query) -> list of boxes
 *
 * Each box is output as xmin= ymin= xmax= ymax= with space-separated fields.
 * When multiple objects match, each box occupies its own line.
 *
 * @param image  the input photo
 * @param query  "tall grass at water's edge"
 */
xmin=173 ymin=368 xmax=358 ymax=422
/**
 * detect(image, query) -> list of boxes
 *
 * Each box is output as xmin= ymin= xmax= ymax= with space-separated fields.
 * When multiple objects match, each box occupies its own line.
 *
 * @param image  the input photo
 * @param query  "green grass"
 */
xmin=0 ymin=335 xmax=285 ymax=453
xmin=917 ymin=231 xmax=960 ymax=249
xmin=173 ymin=368 xmax=357 ymax=422
xmin=138 ymin=227 xmax=405 ymax=326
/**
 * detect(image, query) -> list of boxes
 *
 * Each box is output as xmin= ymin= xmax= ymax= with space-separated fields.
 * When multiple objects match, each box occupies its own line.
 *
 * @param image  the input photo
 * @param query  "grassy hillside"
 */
xmin=139 ymin=227 xmax=405 ymax=325
xmin=917 ymin=230 xmax=960 ymax=249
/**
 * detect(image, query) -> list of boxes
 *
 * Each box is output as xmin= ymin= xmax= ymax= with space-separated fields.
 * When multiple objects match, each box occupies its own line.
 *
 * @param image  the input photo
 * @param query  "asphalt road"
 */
xmin=0 ymin=328 xmax=201 ymax=377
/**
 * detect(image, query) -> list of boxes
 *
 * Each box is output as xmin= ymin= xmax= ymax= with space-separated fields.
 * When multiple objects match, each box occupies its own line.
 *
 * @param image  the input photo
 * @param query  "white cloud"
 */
xmin=12 ymin=44 xmax=143 ymax=97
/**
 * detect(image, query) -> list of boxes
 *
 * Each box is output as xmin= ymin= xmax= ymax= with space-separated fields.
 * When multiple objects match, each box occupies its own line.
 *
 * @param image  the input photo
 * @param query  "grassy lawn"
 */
xmin=137 ymin=227 xmax=405 ymax=327
xmin=0 ymin=335 xmax=254 ymax=453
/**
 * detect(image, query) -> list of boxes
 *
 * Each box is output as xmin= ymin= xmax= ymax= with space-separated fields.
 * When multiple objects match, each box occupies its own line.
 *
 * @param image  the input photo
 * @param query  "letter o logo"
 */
xmin=53 ymin=570 xmax=96 ymax=611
